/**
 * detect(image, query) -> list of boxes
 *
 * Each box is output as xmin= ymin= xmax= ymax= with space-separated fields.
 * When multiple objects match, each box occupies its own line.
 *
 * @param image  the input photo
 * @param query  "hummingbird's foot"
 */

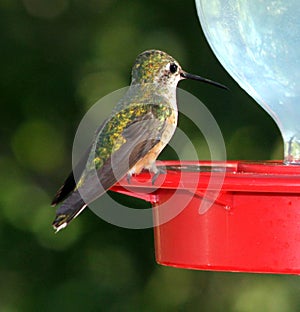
xmin=126 ymin=173 xmax=132 ymax=184
xmin=151 ymin=167 xmax=166 ymax=185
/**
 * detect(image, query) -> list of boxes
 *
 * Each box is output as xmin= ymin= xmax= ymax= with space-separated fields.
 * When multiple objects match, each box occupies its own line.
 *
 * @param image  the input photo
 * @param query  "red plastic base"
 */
xmin=111 ymin=161 xmax=300 ymax=274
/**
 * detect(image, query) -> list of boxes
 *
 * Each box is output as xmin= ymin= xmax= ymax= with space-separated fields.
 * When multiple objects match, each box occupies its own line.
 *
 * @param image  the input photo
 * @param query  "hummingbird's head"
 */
xmin=131 ymin=50 xmax=182 ymax=86
xmin=131 ymin=49 xmax=228 ymax=90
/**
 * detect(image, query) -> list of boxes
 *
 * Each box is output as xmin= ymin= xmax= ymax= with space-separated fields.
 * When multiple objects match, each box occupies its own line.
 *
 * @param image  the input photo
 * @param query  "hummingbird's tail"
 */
xmin=52 ymin=191 xmax=87 ymax=233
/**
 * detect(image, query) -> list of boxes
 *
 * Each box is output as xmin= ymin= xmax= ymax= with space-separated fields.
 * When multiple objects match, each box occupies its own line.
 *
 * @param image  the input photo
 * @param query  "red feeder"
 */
xmin=111 ymin=160 xmax=300 ymax=274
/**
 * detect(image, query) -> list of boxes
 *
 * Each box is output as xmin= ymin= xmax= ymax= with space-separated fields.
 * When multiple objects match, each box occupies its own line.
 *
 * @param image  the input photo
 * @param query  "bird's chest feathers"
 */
xmin=162 ymin=108 xmax=177 ymax=142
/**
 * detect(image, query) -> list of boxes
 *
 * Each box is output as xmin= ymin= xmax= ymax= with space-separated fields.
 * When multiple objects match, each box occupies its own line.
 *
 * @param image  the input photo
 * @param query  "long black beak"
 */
xmin=180 ymin=71 xmax=228 ymax=90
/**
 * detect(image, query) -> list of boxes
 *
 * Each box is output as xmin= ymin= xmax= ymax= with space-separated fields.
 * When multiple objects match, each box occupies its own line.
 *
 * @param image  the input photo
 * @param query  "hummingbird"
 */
xmin=51 ymin=49 xmax=227 ymax=232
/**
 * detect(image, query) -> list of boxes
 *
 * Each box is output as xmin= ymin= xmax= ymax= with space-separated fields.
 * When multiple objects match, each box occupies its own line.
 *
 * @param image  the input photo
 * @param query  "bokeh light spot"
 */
xmin=22 ymin=0 xmax=69 ymax=19
xmin=32 ymin=206 xmax=82 ymax=250
xmin=11 ymin=119 xmax=65 ymax=173
xmin=2 ymin=183 xmax=49 ymax=231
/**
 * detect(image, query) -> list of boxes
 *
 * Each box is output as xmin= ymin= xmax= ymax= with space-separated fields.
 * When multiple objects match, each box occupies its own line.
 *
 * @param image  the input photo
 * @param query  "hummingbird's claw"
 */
xmin=152 ymin=168 xmax=166 ymax=185
xmin=126 ymin=173 xmax=132 ymax=184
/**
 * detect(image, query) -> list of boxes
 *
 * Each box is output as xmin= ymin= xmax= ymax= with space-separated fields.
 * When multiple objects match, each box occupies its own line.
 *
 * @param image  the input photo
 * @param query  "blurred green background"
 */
xmin=1 ymin=0 xmax=299 ymax=311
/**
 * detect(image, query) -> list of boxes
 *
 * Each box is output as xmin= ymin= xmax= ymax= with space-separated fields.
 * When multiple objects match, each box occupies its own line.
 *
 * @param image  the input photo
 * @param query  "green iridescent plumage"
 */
xmin=131 ymin=50 xmax=177 ymax=84
xmin=77 ymin=100 xmax=173 ymax=188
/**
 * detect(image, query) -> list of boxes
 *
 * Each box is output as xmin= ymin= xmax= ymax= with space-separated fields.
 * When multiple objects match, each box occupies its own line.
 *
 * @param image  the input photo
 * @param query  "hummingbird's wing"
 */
xmin=52 ymin=103 xmax=172 ymax=231
xmin=51 ymin=146 xmax=90 ymax=207
xmin=51 ymin=119 xmax=108 ymax=206
xmin=94 ymin=112 xmax=165 ymax=190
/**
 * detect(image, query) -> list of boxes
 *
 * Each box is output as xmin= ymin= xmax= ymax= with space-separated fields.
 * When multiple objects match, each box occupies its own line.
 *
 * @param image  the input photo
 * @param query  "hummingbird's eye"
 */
xmin=169 ymin=63 xmax=178 ymax=74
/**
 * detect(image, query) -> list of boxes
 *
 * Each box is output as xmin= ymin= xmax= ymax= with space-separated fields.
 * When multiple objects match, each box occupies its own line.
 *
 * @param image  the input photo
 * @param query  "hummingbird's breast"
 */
xmin=161 ymin=107 xmax=177 ymax=144
xmin=129 ymin=106 xmax=178 ymax=175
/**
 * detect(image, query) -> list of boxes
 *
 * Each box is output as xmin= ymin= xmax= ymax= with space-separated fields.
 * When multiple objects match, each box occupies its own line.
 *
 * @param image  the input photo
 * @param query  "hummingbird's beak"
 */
xmin=180 ymin=71 xmax=228 ymax=90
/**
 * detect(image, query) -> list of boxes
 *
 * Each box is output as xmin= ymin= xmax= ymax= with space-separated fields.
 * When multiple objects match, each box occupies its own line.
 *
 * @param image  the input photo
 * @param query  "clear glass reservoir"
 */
xmin=196 ymin=0 xmax=300 ymax=164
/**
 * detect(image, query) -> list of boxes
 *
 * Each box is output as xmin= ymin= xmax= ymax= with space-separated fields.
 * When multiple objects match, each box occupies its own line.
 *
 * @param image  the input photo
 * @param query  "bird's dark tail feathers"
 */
xmin=52 ymin=191 xmax=87 ymax=233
